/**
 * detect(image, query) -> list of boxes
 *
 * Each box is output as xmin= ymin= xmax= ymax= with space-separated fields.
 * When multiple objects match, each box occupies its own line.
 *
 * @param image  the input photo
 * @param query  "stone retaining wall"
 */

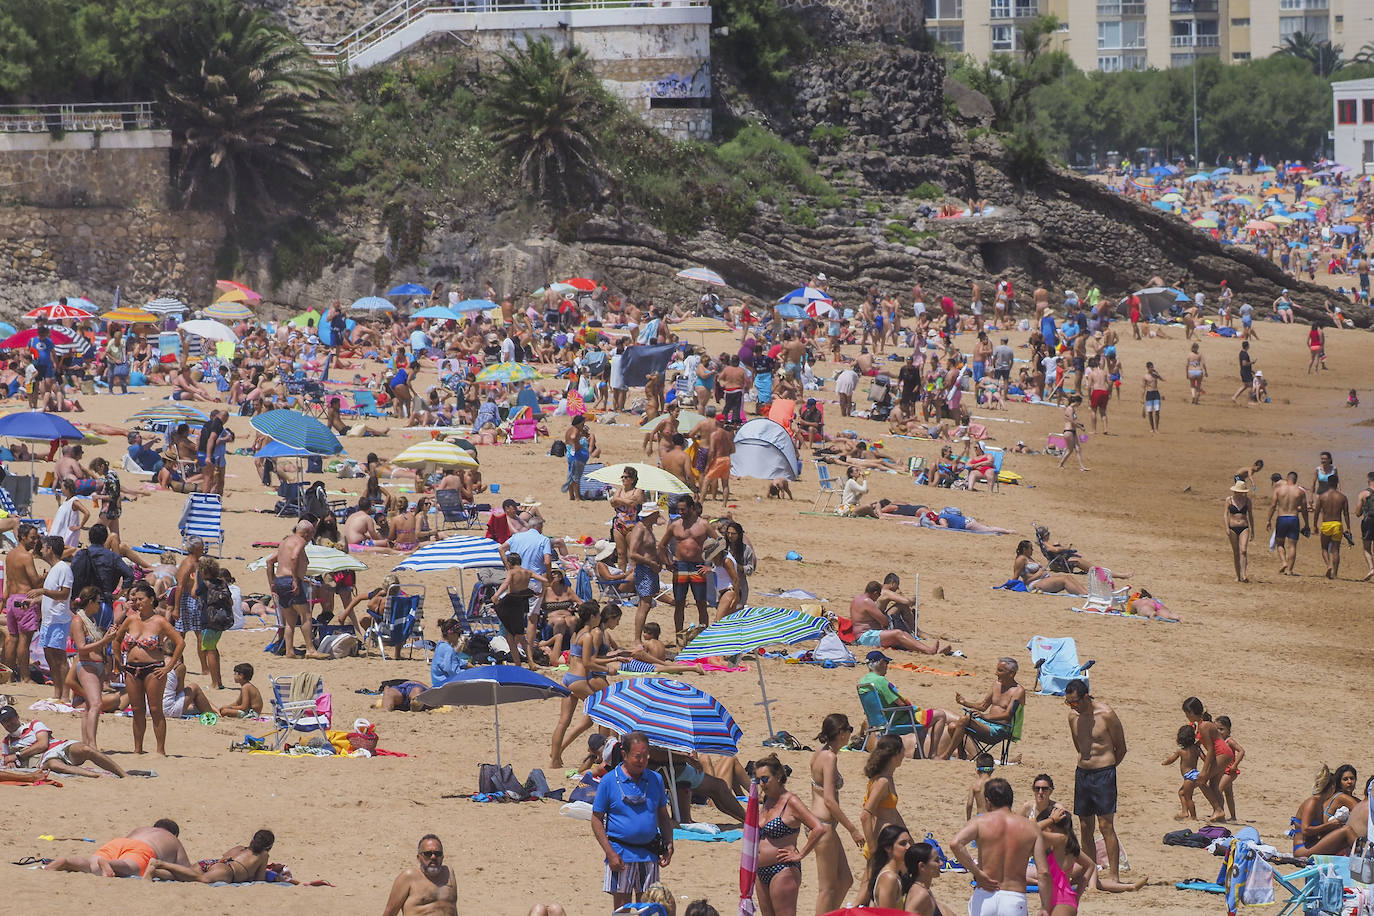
xmin=0 ymin=132 xmax=173 ymax=209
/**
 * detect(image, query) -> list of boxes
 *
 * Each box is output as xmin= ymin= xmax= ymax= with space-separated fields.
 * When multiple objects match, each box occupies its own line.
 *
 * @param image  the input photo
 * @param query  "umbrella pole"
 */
xmin=666 ymin=751 xmax=682 ymax=824
xmin=755 ymin=657 xmax=776 ymax=741
xmin=493 ymin=686 xmax=502 ymax=770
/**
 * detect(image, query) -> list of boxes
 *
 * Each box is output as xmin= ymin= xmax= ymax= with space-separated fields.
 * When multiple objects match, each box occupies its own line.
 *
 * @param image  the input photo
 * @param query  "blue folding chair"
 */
xmin=369 ymin=584 xmax=430 ymax=664
xmin=1026 ymin=635 xmax=1095 ymax=696
xmin=352 ymin=390 xmax=382 ymax=418
xmin=813 ymin=460 xmax=839 ymax=512
xmin=179 ymin=492 xmax=224 ymax=557
xmin=857 ymin=682 xmax=928 ymax=758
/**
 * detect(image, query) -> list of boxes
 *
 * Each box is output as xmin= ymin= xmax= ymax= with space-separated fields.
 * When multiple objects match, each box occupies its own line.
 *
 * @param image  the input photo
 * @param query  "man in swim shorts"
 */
xmin=660 ymin=496 xmax=710 ymax=635
xmin=699 ymin=422 xmax=734 ymax=503
xmin=1314 ymin=474 xmax=1352 ymax=579
xmin=3 ymin=524 xmax=43 ymax=683
xmin=1065 ymin=679 xmax=1127 ymax=882
xmin=950 ymin=777 xmax=1052 ymax=916
xmin=267 ymin=520 xmax=323 ymax=658
xmin=627 ymin=506 xmax=662 ymax=644
xmin=936 ymin=657 xmax=1023 ymax=759
xmin=46 ymin=819 xmax=188 ymax=877
xmin=1267 ymin=472 xmax=1310 ymax=576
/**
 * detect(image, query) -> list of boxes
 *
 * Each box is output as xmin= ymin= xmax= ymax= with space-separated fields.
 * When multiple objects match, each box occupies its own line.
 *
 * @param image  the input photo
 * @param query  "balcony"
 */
xmin=1170 ymin=0 xmax=1218 ymax=14
xmin=0 ymin=102 xmax=156 ymax=133
xmin=1098 ymin=0 xmax=1145 ymax=15
xmin=1170 ymin=33 xmax=1219 ymax=46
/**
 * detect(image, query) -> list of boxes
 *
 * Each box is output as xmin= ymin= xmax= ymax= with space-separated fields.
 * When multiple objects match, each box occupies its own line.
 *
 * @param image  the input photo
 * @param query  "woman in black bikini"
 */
xmin=99 ymin=581 xmax=183 ymax=755
xmin=65 ymin=586 xmax=111 ymax=748
xmin=1224 ymin=480 xmax=1255 ymax=583
xmin=754 ymin=753 xmax=826 ymax=916
xmin=537 ymin=568 xmax=579 ymax=662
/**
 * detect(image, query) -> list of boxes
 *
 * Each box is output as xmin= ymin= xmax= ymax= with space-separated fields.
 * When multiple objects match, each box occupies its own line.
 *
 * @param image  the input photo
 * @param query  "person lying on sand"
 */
xmin=144 ymin=829 xmax=275 ymax=884
xmin=46 ymin=819 xmax=187 ymax=877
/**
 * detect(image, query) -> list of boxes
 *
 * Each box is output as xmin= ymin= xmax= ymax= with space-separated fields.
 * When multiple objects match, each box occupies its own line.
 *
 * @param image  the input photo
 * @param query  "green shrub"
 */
xmin=809 ymin=123 xmax=849 ymax=144
xmin=909 ymin=181 xmax=945 ymax=200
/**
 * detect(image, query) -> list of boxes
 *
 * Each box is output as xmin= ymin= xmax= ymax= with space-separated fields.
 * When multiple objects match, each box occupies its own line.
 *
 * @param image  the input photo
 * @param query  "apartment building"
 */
xmin=925 ymin=0 xmax=1374 ymax=71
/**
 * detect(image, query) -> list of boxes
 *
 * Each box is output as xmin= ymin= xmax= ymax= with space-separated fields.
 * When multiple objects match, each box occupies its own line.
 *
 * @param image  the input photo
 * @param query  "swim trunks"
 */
xmin=705 ymin=457 xmax=731 ymax=480
xmin=1074 ymin=764 xmax=1118 ymax=817
xmin=1144 ymin=391 xmax=1161 ymax=413
xmin=969 ymin=887 xmax=1029 ymax=916
xmin=672 ymin=560 xmax=707 ymax=604
xmin=1184 ymin=769 xmax=1200 ymax=782
xmin=971 ymin=715 xmax=1013 ymax=741
xmin=1319 ymin=521 xmax=1344 ymax=539
xmin=1275 ymin=515 xmax=1300 ymax=541
xmin=94 ymin=837 xmax=157 ymax=876
xmin=272 ymin=575 xmax=304 ymax=608
xmin=5 ymin=596 xmax=38 ymax=635
xmin=177 ymin=595 xmax=203 ymax=633
xmin=1090 ymin=389 xmax=1109 ymax=410
xmin=1363 ymin=517 xmax=1374 ymax=544
xmin=633 ymin=563 xmax=657 ymax=599
xmin=854 ymin=629 xmax=883 ymax=647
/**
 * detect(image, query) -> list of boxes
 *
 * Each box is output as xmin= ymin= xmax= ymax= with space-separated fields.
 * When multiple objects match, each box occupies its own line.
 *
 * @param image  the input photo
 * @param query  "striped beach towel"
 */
xmin=738 ymin=779 xmax=759 ymax=916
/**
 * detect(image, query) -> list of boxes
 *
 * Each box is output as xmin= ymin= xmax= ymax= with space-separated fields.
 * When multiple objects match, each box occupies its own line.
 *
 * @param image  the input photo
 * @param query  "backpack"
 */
xmin=70 ymin=548 xmax=93 ymax=599
xmin=204 ymin=577 xmax=235 ymax=632
xmin=478 ymin=763 xmax=530 ymax=800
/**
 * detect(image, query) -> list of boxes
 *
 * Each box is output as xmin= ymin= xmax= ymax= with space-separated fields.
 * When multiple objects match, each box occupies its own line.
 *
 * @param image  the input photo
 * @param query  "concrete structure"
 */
xmin=928 ymin=0 xmax=1374 ymax=71
xmin=1332 ymin=78 xmax=1374 ymax=174
xmin=304 ymin=0 xmax=713 ymax=140
xmin=0 ymin=130 xmax=172 ymax=209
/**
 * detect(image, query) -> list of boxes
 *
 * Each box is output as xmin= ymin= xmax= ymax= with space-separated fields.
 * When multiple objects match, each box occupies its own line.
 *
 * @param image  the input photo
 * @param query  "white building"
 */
xmin=1332 ymin=78 xmax=1374 ymax=174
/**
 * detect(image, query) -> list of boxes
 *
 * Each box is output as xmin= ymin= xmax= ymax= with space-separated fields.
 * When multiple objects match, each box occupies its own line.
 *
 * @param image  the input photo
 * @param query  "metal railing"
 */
xmin=0 ymin=102 xmax=156 ymax=134
xmin=1170 ymin=0 xmax=1218 ymax=13
xmin=306 ymin=0 xmax=709 ymax=68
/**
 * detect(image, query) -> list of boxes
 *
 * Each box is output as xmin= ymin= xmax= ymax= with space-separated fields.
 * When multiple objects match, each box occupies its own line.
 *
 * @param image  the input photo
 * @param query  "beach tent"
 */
xmin=732 ymin=418 xmax=801 ymax=481
xmin=619 ymin=343 xmax=678 ymax=388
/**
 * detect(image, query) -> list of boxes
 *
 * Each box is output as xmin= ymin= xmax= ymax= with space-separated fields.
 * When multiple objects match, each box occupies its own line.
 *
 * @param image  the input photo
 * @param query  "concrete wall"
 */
xmin=0 ymin=131 xmax=172 ymax=209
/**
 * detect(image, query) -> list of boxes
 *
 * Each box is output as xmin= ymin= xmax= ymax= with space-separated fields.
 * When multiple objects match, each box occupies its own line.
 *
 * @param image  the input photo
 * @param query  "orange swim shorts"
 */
xmin=95 ymin=838 xmax=157 ymax=876
xmin=705 ymin=457 xmax=731 ymax=481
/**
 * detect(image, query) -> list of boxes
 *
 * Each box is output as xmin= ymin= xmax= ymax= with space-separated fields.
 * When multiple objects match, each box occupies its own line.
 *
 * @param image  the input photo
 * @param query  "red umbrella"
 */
xmin=25 ymin=301 xmax=95 ymax=322
xmin=215 ymin=279 xmax=262 ymax=302
xmin=562 ymin=277 xmax=596 ymax=291
xmin=1 ymin=328 xmax=74 ymax=348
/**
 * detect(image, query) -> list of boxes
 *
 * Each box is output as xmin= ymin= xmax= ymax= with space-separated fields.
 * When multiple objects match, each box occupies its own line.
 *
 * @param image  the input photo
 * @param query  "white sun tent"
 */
xmin=732 ymin=418 xmax=801 ymax=481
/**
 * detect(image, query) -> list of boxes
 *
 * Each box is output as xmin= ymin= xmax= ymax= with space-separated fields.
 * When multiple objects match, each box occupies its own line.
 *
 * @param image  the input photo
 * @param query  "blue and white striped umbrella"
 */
xmin=674 ymin=607 xmax=829 ymax=661
xmin=393 ymin=535 xmax=503 ymax=572
xmin=250 ymin=408 xmax=343 ymax=456
xmin=584 ymin=678 xmax=742 ymax=755
xmin=675 ymin=266 xmax=726 ymax=286
xmin=351 ymin=296 xmax=395 ymax=311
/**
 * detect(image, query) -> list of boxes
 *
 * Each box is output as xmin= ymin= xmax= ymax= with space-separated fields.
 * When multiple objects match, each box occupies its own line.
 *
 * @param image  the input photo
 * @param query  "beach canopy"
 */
xmin=416 ymin=666 xmax=569 ymax=769
xmin=731 ymin=418 xmax=802 ymax=481
xmin=250 ymin=409 xmax=343 ymax=456
xmin=584 ymin=677 xmax=742 ymax=755
xmin=393 ymin=535 xmax=503 ymax=572
xmin=387 ymin=283 xmax=431 ymax=297
xmin=453 ymin=298 xmax=498 ymax=314
xmin=586 ymin=462 xmax=691 ymax=495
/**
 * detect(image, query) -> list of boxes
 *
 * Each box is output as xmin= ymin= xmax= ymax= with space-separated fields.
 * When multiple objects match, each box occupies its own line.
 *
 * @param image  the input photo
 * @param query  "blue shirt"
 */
xmin=409 ymin=329 xmax=429 ymax=353
xmin=430 ymin=641 xmax=467 ymax=686
xmin=592 ymin=764 xmax=668 ymax=862
xmin=31 ymin=337 xmax=54 ymax=368
xmin=505 ymin=529 xmax=552 ymax=589
xmin=127 ymin=444 xmax=162 ymax=472
xmin=1039 ymin=316 xmax=1057 ymax=344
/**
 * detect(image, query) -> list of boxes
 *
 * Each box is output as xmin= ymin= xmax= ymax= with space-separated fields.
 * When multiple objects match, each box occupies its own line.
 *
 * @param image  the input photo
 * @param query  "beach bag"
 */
xmin=549 ymin=440 xmax=567 ymax=458
xmin=1163 ymin=829 xmax=1212 ymax=848
xmin=1351 ymin=799 xmax=1374 ymax=883
xmin=479 ymin=763 xmax=530 ymax=800
xmin=204 ymin=579 xmax=235 ymax=632
xmin=812 ymin=632 xmax=855 ymax=666
xmin=1306 ymin=860 xmax=1342 ymax=914
xmin=835 ymin=617 xmax=856 ymax=644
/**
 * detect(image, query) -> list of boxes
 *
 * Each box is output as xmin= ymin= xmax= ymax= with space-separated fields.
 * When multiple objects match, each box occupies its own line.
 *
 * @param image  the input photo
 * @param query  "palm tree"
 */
xmin=1354 ymin=41 xmax=1374 ymax=65
xmin=1277 ymin=33 xmax=1345 ymax=77
xmin=157 ymin=0 xmax=338 ymax=225
xmin=483 ymin=37 xmax=603 ymax=204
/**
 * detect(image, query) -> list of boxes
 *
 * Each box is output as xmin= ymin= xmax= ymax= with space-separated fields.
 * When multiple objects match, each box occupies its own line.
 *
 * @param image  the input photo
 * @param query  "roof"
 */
xmin=1332 ymin=78 xmax=1374 ymax=94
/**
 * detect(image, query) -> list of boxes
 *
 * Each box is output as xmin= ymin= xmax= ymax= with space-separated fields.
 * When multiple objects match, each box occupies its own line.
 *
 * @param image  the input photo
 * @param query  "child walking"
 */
xmin=1162 ymin=724 xmax=1202 ymax=820
xmin=1216 ymin=716 xmax=1245 ymax=822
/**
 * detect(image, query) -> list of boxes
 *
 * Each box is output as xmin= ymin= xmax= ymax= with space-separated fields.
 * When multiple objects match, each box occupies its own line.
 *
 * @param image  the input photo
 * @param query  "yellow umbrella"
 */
xmin=102 ymin=307 xmax=157 ymax=324
xmin=1268 ymin=214 xmax=1293 ymax=225
xmin=585 ymin=462 xmax=691 ymax=495
xmin=216 ymin=288 xmax=250 ymax=303
xmin=393 ymin=440 xmax=479 ymax=469
xmin=1348 ymin=215 xmax=1366 ymax=224
xmin=1302 ymin=178 xmax=1319 ymax=186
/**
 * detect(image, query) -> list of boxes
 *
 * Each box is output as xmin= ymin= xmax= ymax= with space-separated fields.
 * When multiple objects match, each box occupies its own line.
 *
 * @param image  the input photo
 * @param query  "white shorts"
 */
xmin=969 ymin=888 xmax=1028 ymax=916
xmin=40 ymin=740 xmax=76 ymax=768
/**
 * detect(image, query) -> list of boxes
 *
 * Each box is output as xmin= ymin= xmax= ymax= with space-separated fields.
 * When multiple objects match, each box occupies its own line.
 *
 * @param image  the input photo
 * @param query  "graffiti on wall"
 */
xmin=646 ymin=60 xmax=710 ymax=99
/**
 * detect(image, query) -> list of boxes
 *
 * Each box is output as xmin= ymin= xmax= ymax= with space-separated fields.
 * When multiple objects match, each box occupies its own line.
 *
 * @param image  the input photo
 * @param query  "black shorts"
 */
xmin=495 ymin=593 xmax=532 ymax=635
xmin=994 ymin=368 xmax=1010 ymax=382
xmin=1074 ymin=765 xmax=1118 ymax=817
xmin=1073 ymin=356 xmax=1085 ymax=374
xmin=1362 ymin=516 xmax=1374 ymax=544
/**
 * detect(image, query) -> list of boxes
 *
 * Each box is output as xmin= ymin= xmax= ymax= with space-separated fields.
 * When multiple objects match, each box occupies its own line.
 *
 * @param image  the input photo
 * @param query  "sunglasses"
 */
xmin=757 ymin=775 xmax=772 ymax=784
xmin=1033 ymin=786 xmax=1052 ymax=793
xmin=1064 ymin=698 xmax=1082 ymax=708
xmin=419 ymin=850 xmax=443 ymax=859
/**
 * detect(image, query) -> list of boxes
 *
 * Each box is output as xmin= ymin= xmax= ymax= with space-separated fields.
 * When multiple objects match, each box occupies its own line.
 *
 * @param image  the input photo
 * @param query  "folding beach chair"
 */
xmin=120 ymin=453 xmax=156 ymax=479
xmin=178 ymin=492 xmax=224 ymax=557
xmin=1072 ymin=567 xmax=1130 ymax=614
xmin=351 ymin=390 xmax=383 ymax=418
xmin=965 ymin=699 xmax=1023 ymax=765
xmin=435 ymin=489 xmax=480 ymax=531
xmin=509 ymin=414 xmax=539 ymax=443
xmin=446 ymin=584 xmax=501 ymax=636
xmin=0 ymin=486 xmax=45 ymax=546
xmin=1026 ymin=635 xmax=1095 ymax=695
xmin=812 ymin=460 xmax=839 ymax=512
xmin=983 ymin=447 xmax=1006 ymax=494
xmin=366 ymin=583 xmax=430 ymax=664
xmin=857 ymin=682 xmax=929 ymax=758
xmin=0 ymin=472 xmax=35 ymax=515
xmin=1033 ymin=523 xmax=1082 ymax=574
xmin=268 ymin=673 xmax=330 ymax=749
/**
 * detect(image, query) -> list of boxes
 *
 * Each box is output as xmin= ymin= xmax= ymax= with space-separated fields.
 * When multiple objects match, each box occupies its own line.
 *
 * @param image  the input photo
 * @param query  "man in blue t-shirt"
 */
xmin=30 ymin=324 xmax=57 ymax=407
xmin=591 ymin=731 xmax=674 ymax=908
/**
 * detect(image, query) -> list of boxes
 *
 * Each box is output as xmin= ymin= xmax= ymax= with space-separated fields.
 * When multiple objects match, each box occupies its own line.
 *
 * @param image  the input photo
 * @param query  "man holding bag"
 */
xmin=591 ymin=731 xmax=674 ymax=909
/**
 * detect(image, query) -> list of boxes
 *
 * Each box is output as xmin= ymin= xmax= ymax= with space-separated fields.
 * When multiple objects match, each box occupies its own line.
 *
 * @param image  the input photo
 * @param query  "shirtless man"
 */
xmin=950 ymin=778 xmax=1053 ymax=916
xmin=780 ymin=332 xmax=806 ymax=382
xmin=1141 ymin=362 xmax=1164 ymax=433
xmin=1313 ymin=474 xmax=1352 ymax=579
xmin=629 ymin=506 xmax=663 ymax=644
xmin=659 ymin=496 xmax=710 ymax=635
xmin=687 ymin=406 xmax=719 ymax=482
xmin=660 ymin=434 xmax=696 ymax=496
xmin=937 ymin=657 xmax=1025 ymax=760
xmin=1084 ymin=357 xmax=1110 ymax=435
xmin=3 ymin=525 xmax=43 ymax=683
xmin=877 ymin=573 xmax=950 ymax=650
xmin=266 ymin=520 xmax=323 ymax=658
xmin=344 ymin=497 xmax=387 ymax=548
xmin=46 ymin=819 xmax=189 ymax=878
xmin=1356 ymin=471 xmax=1374 ymax=581
xmin=850 ymin=581 xmax=947 ymax=656
xmin=144 ymin=829 xmax=274 ymax=884
xmin=1266 ymin=471 xmax=1310 ymax=576
xmin=700 ymin=422 xmax=735 ymax=502
xmin=643 ymin=401 xmax=681 ymax=458
xmin=54 ymin=445 xmax=92 ymax=492
xmin=1065 ymin=678 xmax=1127 ymax=883
xmin=718 ymin=357 xmax=750 ymax=425
xmin=382 ymin=834 xmax=458 ymax=916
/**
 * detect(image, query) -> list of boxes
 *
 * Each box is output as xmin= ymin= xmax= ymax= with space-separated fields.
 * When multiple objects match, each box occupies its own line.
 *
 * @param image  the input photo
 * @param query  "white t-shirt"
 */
xmin=230 ymin=583 xmax=245 ymax=630
xmin=40 ymin=560 xmax=73 ymax=631
xmin=52 ymin=497 xmax=83 ymax=548
xmin=835 ymin=369 xmax=859 ymax=396
xmin=609 ymin=352 xmax=625 ymax=389
xmin=500 ymin=337 xmax=516 ymax=362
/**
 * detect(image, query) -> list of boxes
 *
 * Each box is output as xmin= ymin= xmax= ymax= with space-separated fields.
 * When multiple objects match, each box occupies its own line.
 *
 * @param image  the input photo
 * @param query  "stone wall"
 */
xmin=779 ymin=0 xmax=923 ymax=40
xmin=0 ymin=207 xmax=224 ymax=323
xmin=0 ymin=132 xmax=173 ymax=209
xmin=243 ymin=0 xmax=395 ymax=40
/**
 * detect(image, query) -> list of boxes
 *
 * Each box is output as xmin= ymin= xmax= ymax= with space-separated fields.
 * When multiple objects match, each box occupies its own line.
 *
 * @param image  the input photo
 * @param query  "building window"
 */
xmin=1364 ymin=99 xmax=1374 ymax=123
xmin=931 ymin=25 xmax=965 ymax=49
xmin=1232 ymin=51 xmax=1251 ymax=60
xmin=1098 ymin=55 xmax=1122 ymax=72
xmin=1230 ymin=17 xmax=1249 ymax=26
xmin=1098 ymin=20 xmax=1145 ymax=49
xmin=991 ymin=23 xmax=1015 ymax=50
xmin=1013 ymin=0 xmax=1038 ymax=16
xmin=1337 ymin=99 xmax=1357 ymax=125
xmin=1279 ymin=16 xmax=1304 ymax=38
xmin=925 ymin=0 xmax=964 ymax=19
xmin=990 ymin=0 xmax=1010 ymax=19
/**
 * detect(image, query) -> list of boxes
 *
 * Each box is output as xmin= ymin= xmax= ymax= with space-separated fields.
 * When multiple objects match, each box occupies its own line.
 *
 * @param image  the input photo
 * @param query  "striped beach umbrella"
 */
xmin=145 ymin=297 xmax=187 ymax=315
xmin=102 ymin=307 xmax=157 ymax=324
xmin=393 ymin=535 xmax=503 ymax=573
xmin=675 ymin=266 xmax=726 ymax=286
xmin=127 ymin=404 xmax=209 ymax=425
xmin=351 ymin=296 xmax=395 ymax=311
xmin=204 ymin=301 xmax=253 ymax=322
xmin=474 ymin=362 xmax=542 ymax=384
xmin=584 ymin=678 xmax=742 ymax=755
xmin=392 ymin=440 xmax=479 ymax=469
xmin=250 ymin=408 xmax=343 ymax=456
xmin=675 ymin=606 xmax=830 ymax=739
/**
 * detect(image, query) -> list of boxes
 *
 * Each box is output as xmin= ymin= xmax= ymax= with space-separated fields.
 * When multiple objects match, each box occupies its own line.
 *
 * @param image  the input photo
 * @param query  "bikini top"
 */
xmin=865 ymin=780 xmax=898 ymax=809
xmin=1228 ymin=501 xmax=1247 ymax=515
xmin=812 ymin=770 xmax=844 ymax=792
xmin=760 ymin=815 xmax=799 ymax=840
xmin=121 ymin=632 xmax=161 ymax=653
xmin=1023 ymin=560 xmax=1042 ymax=575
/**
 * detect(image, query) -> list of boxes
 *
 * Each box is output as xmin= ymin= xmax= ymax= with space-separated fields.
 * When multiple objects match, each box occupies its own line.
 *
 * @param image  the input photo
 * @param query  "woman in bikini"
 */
xmin=97 ymin=581 xmax=183 ymax=755
xmin=1057 ymin=394 xmax=1089 ymax=471
xmin=65 ymin=586 xmax=110 ymax=747
xmin=1035 ymin=805 xmax=1097 ymax=914
xmin=863 ymin=824 xmax=912 ymax=909
xmin=857 ymin=735 xmax=906 ymax=905
xmin=704 ymin=539 xmax=740 ymax=622
xmin=904 ymin=841 xmax=946 ymax=916
xmin=1291 ymin=765 xmax=1357 ymax=855
xmin=1013 ymin=540 xmax=1087 ymax=596
xmin=808 ymin=713 xmax=864 ymax=913
xmin=549 ymin=601 xmax=615 ymax=769
xmin=753 ymin=753 xmax=826 ymax=916
xmin=1224 ymin=480 xmax=1255 ymax=583
xmin=610 ymin=468 xmax=645 ymax=569
xmin=535 ymin=568 xmax=579 ymax=662
xmin=1185 ymin=342 xmax=1207 ymax=405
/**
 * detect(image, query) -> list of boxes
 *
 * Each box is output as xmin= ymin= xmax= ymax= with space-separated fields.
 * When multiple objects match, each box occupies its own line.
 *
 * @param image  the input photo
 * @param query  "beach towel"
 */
xmin=739 ymin=780 xmax=760 ymax=916
xmin=991 ymin=579 xmax=1029 ymax=591
xmin=894 ymin=663 xmax=972 ymax=677
xmin=673 ymin=827 xmax=743 ymax=843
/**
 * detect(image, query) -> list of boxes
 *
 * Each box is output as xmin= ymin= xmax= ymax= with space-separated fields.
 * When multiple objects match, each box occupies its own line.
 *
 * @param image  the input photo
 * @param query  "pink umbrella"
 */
xmin=738 ymin=780 xmax=760 ymax=915
xmin=25 ymin=300 xmax=95 ymax=322
xmin=1243 ymin=220 xmax=1276 ymax=233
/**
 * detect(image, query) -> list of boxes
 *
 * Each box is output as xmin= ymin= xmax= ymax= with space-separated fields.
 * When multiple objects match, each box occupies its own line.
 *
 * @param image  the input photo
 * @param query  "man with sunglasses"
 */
xmin=382 ymin=833 xmax=457 ymax=916
xmin=1064 ymin=678 xmax=1127 ymax=884
xmin=591 ymin=731 xmax=674 ymax=908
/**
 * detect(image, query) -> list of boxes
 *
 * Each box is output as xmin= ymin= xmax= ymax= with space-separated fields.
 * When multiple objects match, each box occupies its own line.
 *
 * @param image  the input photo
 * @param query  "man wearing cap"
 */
xmin=858 ymin=652 xmax=947 ymax=758
xmin=795 ymin=398 xmax=823 ymax=449
xmin=628 ymin=505 xmax=662 ymax=643
xmin=1 ymin=704 xmax=147 ymax=780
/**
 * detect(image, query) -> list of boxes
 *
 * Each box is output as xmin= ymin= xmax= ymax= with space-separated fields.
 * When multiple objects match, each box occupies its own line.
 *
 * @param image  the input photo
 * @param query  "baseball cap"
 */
xmin=865 ymin=650 xmax=893 ymax=664
xmin=0 ymin=705 xmax=16 ymax=720
xmin=638 ymin=505 xmax=660 ymax=519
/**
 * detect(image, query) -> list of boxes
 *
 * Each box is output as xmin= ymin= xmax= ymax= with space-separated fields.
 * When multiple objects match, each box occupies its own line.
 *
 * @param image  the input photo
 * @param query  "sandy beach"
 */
xmin=2 ymin=314 xmax=1371 ymax=916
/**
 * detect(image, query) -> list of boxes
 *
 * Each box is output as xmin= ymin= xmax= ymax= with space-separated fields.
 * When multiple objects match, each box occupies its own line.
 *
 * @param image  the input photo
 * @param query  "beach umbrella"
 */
xmin=1230 ymin=196 xmax=1255 ymax=207
xmin=1128 ymin=176 xmax=1157 ymax=190
xmin=416 ymin=666 xmax=569 ymax=769
xmin=386 ymin=283 xmax=432 ymax=297
xmin=253 ymin=440 xmax=314 ymax=459
xmin=1130 ymin=287 xmax=1185 ymax=319
xmin=1191 ymin=218 xmax=1218 ymax=228
xmin=1184 ymin=173 xmax=1210 ymax=183
xmin=534 ymin=282 xmax=577 ymax=296
xmin=1288 ymin=165 xmax=1309 ymax=174
xmin=214 ymin=288 xmax=252 ymax=304
xmin=1333 ymin=225 xmax=1358 ymax=235
xmin=676 ymin=266 xmax=726 ymax=286
xmin=562 ymin=277 xmax=596 ymax=292
xmin=203 ymin=301 xmax=253 ymax=322
xmin=776 ymin=303 xmax=808 ymax=320
xmin=352 ymin=296 xmax=395 ymax=311
xmin=1212 ymin=167 xmax=1233 ymax=176
xmin=0 ymin=411 xmax=84 ymax=483
xmin=778 ymin=286 xmax=830 ymax=306
xmin=675 ymin=606 xmax=829 ymax=739
xmin=585 ymin=678 xmax=742 ymax=755
xmin=1150 ymin=200 xmax=1176 ymax=211
xmin=1159 ymin=192 xmax=1183 ymax=202
xmin=27 ymin=300 xmax=95 ymax=322
xmin=101 ymin=307 xmax=157 ymax=324
xmin=1243 ymin=220 xmax=1276 ymax=232
xmin=586 ymin=462 xmax=691 ymax=495
xmin=453 ymin=298 xmax=499 ymax=314
xmin=247 ymin=543 xmax=366 ymax=577
xmin=127 ymin=404 xmax=208 ymax=426
xmin=177 ymin=319 xmax=239 ymax=342
xmin=639 ymin=409 xmax=706 ymax=429
xmin=0 ymin=322 xmax=15 ymax=338
xmin=393 ymin=535 xmax=503 ymax=574
xmin=1268 ymin=214 xmax=1293 ymax=225
xmin=287 ymin=309 xmax=322 ymax=329
xmin=1255 ymin=165 xmax=1275 ymax=173
xmin=412 ymin=305 xmax=462 ymax=321
xmin=216 ymin=280 xmax=261 ymax=302
xmin=250 ymin=408 xmax=343 ymax=456
xmin=145 ymin=297 xmax=187 ymax=315
xmin=0 ymin=328 xmax=74 ymax=349
xmin=392 ymin=440 xmax=479 ymax=469
xmin=474 ymin=362 xmax=543 ymax=384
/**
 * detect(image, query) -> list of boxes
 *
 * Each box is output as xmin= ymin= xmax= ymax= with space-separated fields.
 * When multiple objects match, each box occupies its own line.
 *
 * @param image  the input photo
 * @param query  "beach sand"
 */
xmin=2 ymin=317 xmax=1370 ymax=915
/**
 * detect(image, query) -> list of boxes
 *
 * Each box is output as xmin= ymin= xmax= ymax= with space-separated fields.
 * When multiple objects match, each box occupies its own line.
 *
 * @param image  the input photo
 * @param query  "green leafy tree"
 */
xmin=1277 ymin=33 xmax=1345 ymax=77
xmin=711 ymin=0 xmax=811 ymax=89
xmin=157 ymin=0 xmax=338 ymax=226
xmin=482 ymin=36 xmax=604 ymax=205
xmin=959 ymin=14 xmax=1071 ymax=131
